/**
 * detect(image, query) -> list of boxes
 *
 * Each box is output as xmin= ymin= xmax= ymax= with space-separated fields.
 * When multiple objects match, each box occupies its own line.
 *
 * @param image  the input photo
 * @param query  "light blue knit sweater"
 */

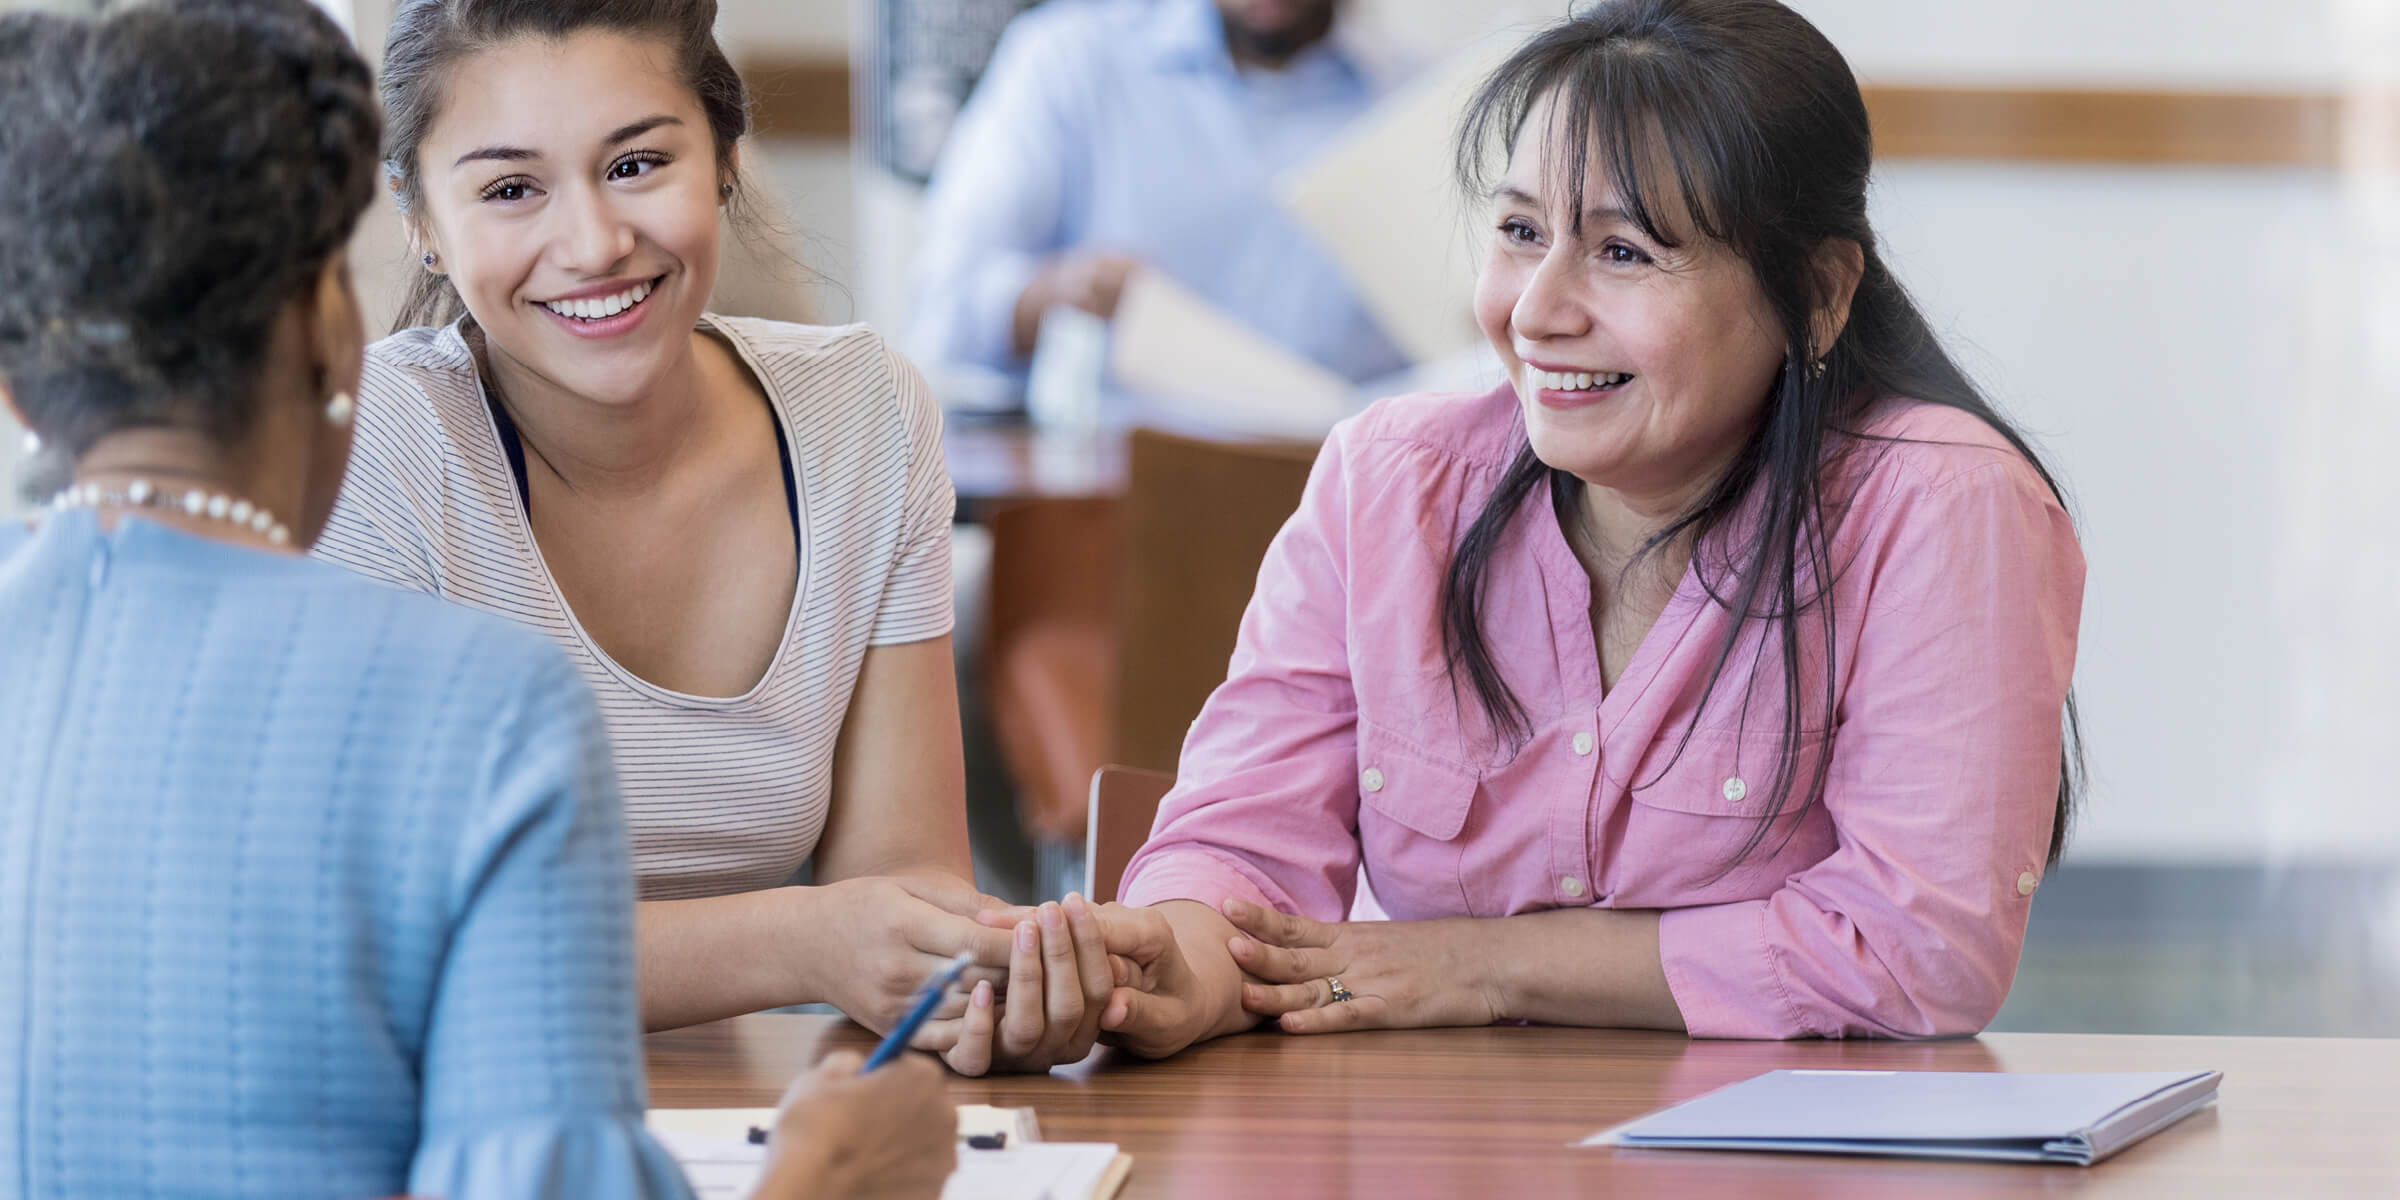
xmin=0 ymin=512 xmax=693 ymax=1199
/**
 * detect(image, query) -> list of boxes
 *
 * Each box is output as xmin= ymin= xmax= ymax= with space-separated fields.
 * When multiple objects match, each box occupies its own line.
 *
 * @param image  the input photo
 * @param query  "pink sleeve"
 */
xmin=1117 ymin=422 xmax=1365 ymax=920
xmin=1659 ymin=459 xmax=2085 ymax=1038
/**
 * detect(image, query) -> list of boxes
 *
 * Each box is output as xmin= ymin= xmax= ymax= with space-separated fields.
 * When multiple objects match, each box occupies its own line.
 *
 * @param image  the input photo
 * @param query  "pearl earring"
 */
xmin=325 ymin=391 xmax=355 ymax=428
xmin=18 ymin=430 xmax=37 ymax=456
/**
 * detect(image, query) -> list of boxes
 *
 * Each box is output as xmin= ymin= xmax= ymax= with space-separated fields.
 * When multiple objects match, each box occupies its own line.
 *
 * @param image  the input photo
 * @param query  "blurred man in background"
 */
xmin=908 ymin=0 xmax=1413 ymax=400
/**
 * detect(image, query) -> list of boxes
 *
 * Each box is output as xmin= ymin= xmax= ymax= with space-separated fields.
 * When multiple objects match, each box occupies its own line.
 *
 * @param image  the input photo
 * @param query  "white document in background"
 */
xmin=1275 ymin=39 xmax=1518 ymax=365
xmin=1109 ymin=268 xmax=1357 ymax=440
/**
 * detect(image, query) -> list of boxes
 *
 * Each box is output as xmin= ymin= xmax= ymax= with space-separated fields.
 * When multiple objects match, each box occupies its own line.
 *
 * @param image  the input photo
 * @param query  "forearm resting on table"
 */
xmin=1481 ymin=908 xmax=1686 ymax=1032
xmin=637 ymin=889 xmax=822 ymax=1032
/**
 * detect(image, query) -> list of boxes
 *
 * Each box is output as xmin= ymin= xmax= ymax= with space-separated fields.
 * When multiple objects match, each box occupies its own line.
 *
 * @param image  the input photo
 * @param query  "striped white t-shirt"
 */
xmin=316 ymin=315 xmax=955 ymax=900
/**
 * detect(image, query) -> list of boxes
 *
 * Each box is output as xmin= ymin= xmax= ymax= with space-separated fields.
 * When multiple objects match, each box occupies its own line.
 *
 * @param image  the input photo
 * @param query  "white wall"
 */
xmin=1870 ymin=162 xmax=2393 ymax=859
xmin=1820 ymin=0 xmax=2400 ymax=859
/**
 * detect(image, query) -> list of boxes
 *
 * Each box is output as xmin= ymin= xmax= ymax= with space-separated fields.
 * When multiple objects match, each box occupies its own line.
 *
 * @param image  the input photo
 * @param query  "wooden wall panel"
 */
xmin=1862 ymin=85 xmax=2343 ymax=169
xmin=743 ymin=54 xmax=2346 ymax=170
xmin=740 ymin=56 xmax=850 ymax=141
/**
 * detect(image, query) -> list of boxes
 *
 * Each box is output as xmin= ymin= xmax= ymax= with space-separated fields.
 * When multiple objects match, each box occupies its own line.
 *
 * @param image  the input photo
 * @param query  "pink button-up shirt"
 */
xmin=1119 ymin=385 xmax=2085 ymax=1039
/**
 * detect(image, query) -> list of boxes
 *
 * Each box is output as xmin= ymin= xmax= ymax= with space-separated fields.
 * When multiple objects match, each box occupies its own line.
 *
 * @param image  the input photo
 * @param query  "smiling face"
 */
xmin=1472 ymin=94 xmax=1789 ymax=509
xmin=410 ymin=31 xmax=726 ymax=406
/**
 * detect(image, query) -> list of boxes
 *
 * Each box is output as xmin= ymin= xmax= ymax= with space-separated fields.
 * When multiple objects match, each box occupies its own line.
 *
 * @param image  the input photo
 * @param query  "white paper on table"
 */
xmin=1108 ymin=268 xmax=1357 ymax=440
xmin=1274 ymin=38 xmax=1518 ymax=365
xmin=649 ymin=1108 xmax=1120 ymax=1200
xmin=647 ymin=1105 xmax=1039 ymax=1146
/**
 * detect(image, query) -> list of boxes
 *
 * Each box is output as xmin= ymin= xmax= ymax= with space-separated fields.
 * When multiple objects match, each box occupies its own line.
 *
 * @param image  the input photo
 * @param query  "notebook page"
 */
xmin=648 ymin=1128 xmax=1122 ymax=1200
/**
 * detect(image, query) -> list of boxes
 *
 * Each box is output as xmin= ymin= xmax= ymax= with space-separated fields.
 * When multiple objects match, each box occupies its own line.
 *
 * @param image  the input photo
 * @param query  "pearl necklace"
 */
xmin=49 ymin=478 xmax=292 ymax=547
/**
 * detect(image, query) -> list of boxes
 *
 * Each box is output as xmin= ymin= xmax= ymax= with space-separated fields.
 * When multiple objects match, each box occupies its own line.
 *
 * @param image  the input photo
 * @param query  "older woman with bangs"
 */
xmin=1036 ymin=0 xmax=2086 ymax=1056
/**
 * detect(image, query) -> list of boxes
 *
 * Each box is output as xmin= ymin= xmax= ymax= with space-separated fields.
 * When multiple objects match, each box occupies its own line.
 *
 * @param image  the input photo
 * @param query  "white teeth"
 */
xmin=1529 ymin=368 xmax=1633 ymax=392
xmin=544 ymin=280 xmax=653 ymax=321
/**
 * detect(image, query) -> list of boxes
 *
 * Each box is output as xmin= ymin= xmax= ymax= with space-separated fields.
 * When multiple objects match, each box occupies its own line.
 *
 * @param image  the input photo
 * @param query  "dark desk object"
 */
xmin=944 ymin=416 xmax=1129 ymax=509
xmin=648 ymin=1014 xmax=2400 ymax=1198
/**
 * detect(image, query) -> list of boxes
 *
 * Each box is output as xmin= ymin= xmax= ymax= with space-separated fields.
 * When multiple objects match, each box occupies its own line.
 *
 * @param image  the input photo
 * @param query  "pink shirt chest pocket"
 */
xmin=1605 ymin=725 xmax=1841 ymax=907
xmin=1352 ymin=722 xmax=1479 ymax=921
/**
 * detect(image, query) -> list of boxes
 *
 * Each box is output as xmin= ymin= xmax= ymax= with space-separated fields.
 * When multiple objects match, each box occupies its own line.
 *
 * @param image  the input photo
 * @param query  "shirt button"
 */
xmin=1572 ymin=731 xmax=1594 ymax=756
xmin=1560 ymin=876 xmax=1585 ymax=898
xmin=2017 ymin=871 xmax=2039 ymax=897
xmin=1722 ymin=776 xmax=1747 ymax=804
xmin=1361 ymin=767 xmax=1385 ymax=793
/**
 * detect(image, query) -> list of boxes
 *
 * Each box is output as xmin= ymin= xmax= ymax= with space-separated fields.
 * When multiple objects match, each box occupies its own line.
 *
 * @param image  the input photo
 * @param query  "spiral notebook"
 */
xmin=1585 ymin=1068 xmax=2221 ymax=1166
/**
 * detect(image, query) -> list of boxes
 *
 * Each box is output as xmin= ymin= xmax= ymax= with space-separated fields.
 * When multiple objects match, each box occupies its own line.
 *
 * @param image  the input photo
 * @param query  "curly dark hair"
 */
xmin=380 ymin=0 xmax=758 ymax=331
xmin=0 ymin=0 xmax=381 ymax=472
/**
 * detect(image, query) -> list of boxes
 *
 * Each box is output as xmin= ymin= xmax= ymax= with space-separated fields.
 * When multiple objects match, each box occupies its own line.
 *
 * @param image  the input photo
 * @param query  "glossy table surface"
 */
xmin=646 ymin=1015 xmax=2400 ymax=1197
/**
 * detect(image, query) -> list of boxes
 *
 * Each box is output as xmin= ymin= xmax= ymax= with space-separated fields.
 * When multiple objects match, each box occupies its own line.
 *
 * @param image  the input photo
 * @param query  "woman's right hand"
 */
xmin=754 ymin=1050 xmax=956 ymax=1200
xmin=809 ymin=874 xmax=1015 ymax=1036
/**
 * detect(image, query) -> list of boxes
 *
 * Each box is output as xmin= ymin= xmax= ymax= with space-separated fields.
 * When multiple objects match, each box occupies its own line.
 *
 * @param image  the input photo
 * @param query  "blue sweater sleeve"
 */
xmin=406 ymin=643 xmax=695 ymax=1200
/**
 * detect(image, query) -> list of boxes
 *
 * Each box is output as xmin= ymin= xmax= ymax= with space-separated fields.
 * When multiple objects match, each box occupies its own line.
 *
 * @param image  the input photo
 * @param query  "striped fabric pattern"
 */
xmin=316 ymin=316 xmax=955 ymax=901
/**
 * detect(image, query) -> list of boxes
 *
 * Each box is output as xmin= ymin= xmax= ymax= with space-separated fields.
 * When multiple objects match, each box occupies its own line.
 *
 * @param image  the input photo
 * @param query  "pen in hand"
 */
xmin=865 ymin=950 xmax=977 ymax=1072
xmin=745 ymin=951 xmax=975 ymax=1150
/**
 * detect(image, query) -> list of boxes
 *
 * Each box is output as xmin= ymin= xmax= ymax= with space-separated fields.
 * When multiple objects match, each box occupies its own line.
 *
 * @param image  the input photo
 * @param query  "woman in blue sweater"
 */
xmin=0 ymin=2 xmax=951 ymax=1197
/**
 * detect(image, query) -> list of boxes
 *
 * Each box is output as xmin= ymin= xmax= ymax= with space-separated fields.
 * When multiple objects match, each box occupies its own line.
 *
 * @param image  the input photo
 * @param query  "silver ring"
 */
xmin=1326 ymin=976 xmax=1354 ymax=1004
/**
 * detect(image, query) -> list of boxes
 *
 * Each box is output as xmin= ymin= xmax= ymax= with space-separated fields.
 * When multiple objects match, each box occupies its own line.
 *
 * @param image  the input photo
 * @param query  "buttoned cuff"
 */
xmin=1119 ymin=848 xmax=1281 ymax=914
xmin=1657 ymin=899 xmax=1808 ymax=1039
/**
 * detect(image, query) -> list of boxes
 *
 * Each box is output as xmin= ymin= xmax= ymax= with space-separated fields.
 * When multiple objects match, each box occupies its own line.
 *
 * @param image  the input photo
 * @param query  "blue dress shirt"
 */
xmin=908 ymin=0 xmax=1412 ymax=387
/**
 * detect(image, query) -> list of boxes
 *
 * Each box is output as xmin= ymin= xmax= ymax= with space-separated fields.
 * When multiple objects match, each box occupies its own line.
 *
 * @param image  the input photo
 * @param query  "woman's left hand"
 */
xmin=1220 ymin=899 xmax=1505 ymax=1034
xmin=917 ymin=893 xmax=1117 ymax=1075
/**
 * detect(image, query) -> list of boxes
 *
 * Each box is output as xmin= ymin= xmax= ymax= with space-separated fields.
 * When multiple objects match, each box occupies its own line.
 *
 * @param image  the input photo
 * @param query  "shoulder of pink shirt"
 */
xmin=1840 ymin=397 xmax=2061 ymax=499
xmin=1339 ymin=386 xmax=1524 ymax=469
xmin=1338 ymin=387 xmax=2060 ymax=511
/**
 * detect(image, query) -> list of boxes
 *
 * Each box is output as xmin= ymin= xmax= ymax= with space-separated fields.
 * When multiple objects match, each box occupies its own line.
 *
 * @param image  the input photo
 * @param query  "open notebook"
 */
xmin=1585 ymin=1068 xmax=2221 ymax=1166
xmin=647 ymin=1106 xmax=1130 ymax=1200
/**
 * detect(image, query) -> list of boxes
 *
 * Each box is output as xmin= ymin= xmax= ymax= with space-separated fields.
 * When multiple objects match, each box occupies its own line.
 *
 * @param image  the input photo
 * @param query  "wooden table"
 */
xmin=647 ymin=1015 xmax=2400 ymax=1197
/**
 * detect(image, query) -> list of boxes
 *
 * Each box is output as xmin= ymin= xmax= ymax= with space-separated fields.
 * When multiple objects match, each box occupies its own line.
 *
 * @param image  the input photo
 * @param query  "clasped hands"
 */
xmin=821 ymin=873 xmax=1118 ymax=1077
xmin=955 ymin=893 xmax=1502 ymax=1062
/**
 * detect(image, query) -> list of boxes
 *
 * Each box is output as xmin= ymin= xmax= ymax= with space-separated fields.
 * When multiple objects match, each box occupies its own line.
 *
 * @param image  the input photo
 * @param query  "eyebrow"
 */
xmin=1492 ymin=186 xmax=1634 ymax=228
xmin=451 ymin=114 xmax=685 ymax=169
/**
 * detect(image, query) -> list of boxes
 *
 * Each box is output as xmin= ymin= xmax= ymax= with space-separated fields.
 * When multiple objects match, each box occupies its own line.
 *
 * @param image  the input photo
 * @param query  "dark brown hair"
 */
xmin=1445 ymin=0 xmax=2084 ymax=867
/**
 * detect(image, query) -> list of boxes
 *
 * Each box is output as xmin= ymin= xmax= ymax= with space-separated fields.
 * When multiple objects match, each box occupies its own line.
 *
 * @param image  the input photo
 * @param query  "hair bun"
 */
xmin=0 ymin=0 xmax=379 ymax=467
